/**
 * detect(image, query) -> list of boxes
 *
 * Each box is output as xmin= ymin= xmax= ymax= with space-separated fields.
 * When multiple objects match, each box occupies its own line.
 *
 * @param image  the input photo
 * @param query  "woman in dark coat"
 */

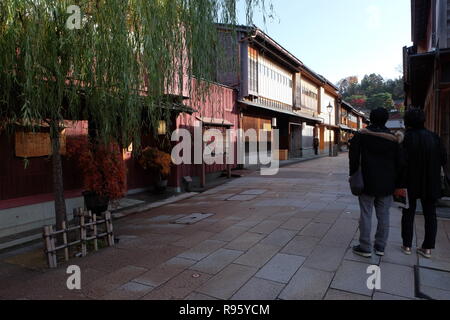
xmin=400 ymin=108 xmax=448 ymax=259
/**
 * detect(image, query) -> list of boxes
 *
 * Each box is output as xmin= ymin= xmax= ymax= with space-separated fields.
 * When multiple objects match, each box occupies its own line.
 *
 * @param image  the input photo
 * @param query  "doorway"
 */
xmin=289 ymin=123 xmax=302 ymax=158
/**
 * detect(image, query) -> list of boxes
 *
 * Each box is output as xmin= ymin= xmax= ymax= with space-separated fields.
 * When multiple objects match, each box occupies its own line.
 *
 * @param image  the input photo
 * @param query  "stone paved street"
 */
xmin=1 ymin=154 xmax=450 ymax=300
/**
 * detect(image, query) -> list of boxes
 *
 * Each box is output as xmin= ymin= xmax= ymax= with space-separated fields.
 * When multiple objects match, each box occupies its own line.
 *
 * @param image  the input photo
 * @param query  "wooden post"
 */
xmin=105 ymin=212 xmax=114 ymax=247
xmin=48 ymin=225 xmax=57 ymax=268
xmin=201 ymin=131 xmax=206 ymax=188
xmin=62 ymin=221 xmax=69 ymax=262
xmin=43 ymin=226 xmax=55 ymax=268
xmin=93 ymin=214 xmax=98 ymax=251
xmin=80 ymin=215 xmax=87 ymax=257
xmin=200 ymin=163 xmax=206 ymax=188
xmin=88 ymin=210 xmax=93 ymax=231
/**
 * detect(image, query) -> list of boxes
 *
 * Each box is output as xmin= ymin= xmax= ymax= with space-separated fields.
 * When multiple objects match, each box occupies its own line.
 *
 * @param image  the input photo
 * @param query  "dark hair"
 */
xmin=369 ymin=108 xmax=389 ymax=126
xmin=404 ymin=107 xmax=425 ymax=129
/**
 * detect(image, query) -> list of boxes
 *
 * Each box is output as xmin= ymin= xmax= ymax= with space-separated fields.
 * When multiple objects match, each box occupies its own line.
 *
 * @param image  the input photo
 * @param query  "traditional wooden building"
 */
xmin=404 ymin=0 xmax=450 ymax=174
xmin=0 ymin=78 xmax=237 ymax=248
xmin=215 ymin=25 xmax=340 ymax=161
xmin=339 ymin=101 xmax=368 ymax=146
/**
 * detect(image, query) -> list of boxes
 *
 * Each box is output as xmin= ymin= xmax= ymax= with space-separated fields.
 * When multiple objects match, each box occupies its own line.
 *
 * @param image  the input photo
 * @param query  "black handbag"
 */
xmin=350 ymin=166 xmax=364 ymax=196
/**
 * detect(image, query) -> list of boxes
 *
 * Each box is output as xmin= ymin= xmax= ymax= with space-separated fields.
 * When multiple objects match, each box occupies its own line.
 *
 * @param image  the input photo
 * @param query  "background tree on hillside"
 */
xmin=338 ymin=73 xmax=404 ymax=112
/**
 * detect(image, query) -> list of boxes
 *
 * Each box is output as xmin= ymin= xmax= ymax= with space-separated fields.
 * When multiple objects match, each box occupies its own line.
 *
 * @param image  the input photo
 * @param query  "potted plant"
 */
xmin=67 ymin=137 xmax=126 ymax=214
xmin=138 ymin=147 xmax=172 ymax=193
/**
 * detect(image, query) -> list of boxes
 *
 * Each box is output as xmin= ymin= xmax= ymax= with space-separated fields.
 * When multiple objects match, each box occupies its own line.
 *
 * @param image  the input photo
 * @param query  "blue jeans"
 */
xmin=358 ymin=194 xmax=393 ymax=252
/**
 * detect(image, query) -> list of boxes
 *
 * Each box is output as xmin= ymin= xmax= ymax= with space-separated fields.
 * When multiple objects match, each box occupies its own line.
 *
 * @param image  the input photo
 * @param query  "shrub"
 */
xmin=66 ymin=136 xmax=126 ymax=201
xmin=138 ymin=147 xmax=172 ymax=179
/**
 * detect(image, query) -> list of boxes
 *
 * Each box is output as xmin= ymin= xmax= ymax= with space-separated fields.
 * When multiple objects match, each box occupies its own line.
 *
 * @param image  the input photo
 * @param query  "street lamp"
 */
xmin=327 ymin=102 xmax=333 ymax=157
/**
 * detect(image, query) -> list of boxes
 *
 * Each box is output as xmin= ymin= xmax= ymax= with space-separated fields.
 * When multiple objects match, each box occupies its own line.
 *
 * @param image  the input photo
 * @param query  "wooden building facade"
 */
xmin=216 ymin=25 xmax=341 ymax=161
xmin=404 ymin=0 xmax=450 ymax=175
xmin=0 ymin=78 xmax=238 ymax=241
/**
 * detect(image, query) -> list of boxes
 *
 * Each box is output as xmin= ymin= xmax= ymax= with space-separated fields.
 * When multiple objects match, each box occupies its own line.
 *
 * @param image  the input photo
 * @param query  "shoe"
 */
xmin=353 ymin=245 xmax=372 ymax=258
xmin=417 ymin=248 xmax=432 ymax=259
xmin=374 ymin=247 xmax=385 ymax=257
xmin=401 ymin=246 xmax=412 ymax=255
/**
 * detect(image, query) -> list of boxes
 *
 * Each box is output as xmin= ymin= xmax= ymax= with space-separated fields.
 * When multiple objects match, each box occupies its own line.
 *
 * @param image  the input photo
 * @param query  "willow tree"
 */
xmin=0 ymin=0 xmax=270 ymax=230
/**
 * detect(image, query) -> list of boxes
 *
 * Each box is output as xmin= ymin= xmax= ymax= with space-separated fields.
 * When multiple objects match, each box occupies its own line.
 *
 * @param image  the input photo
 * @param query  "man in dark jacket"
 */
xmin=349 ymin=108 xmax=403 ymax=258
xmin=400 ymin=108 xmax=448 ymax=259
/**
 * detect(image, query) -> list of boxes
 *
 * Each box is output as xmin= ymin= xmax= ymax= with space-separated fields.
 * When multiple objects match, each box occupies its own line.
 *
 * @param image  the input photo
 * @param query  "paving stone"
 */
xmin=211 ymin=194 xmax=236 ymax=201
xmin=250 ymin=220 xmax=285 ymax=235
xmin=386 ymin=227 xmax=403 ymax=245
xmin=381 ymin=244 xmax=418 ymax=267
xmin=235 ymin=218 xmax=266 ymax=229
xmin=173 ymin=231 xmax=216 ymax=248
xmin=292 ymin=210 xmax=320 ymax=219
xmin=254 ymin=199 xmax=308 ymax=208
xmin=419 ymin=267 xmax=450 ymax=292
xmin=420 ymin=285 xmax=450 ymax=300
xmin=197 ymin=264 xmax=258 ymax=300
xmin=340 ymin=210 xmax=361 ymax=220
xmin=299 ymin=222 xmax=332 ymax=238
xmin=185 ymin=292 xmax=218 ymax=300
xmin=304 ymin=202 xmax=330 ymax=211
xmin=177 ymin=240 xmax=226 ymax=261
xmin=324 ymin=289 xmax=371 ymax=300
xmin=378 ymin=262 xmax=415 ymax=299
xmin=281 ymin=236 xmax=320 ymax=257
xmin=225 ymin=233 xmax=266 ymax=251
xmin=279 ymin=267 xmax=334 ymax=300
xmin=260 ymin=229 xmax=297 ymax=248
xmin=234 ymin=244 xmax=280 ymax=268
xmin=142 ymin=270 xmax=212 ymax=300
xmin=270 ymin=210 xmax=297 ymax=221
xmin=304 ymin=245 xmax=347 ymax=272
xmin=319 ymin=218 xmax=359 ymax=248
xmin=203 ymin=219 xmax=240 ymax=234
xmin=164 ymin=257 xmax=198 ymax=269
xmin=419 ymin=256 xmax=450 ymax=272
xmin=133 ymin=259 xmax=195 ymax=287
xmin=314 ymin=212 xmax=341 ymax=224
xmin=86 ymin=265 xmax=148 ymax=299
xmin=227 ymin=195 xmax=258 ymax=201
xmin=280 ymin=218 xmax=311 ymax=231
xmin=330 ymin=260 xmax=374 ymax=296
xmin=231 ymin=278 xmax=285 ymax=300
xmin=255 ymin=253 xmax=305 ymax=284
xmin=190 ymin=249 xmax=244 ymax=275
xmin=211 ymin=226 xmax=249 ymax=242
xmin=101 ymin=281 xmax=154 ymax=300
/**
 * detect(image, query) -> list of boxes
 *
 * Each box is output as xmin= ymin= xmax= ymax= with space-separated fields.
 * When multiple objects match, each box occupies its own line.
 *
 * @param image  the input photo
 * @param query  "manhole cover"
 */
xmin=174 ymin=213 xmax=214 ymax=225
xmin=240 ymin=189 xmax=268 ymax=196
